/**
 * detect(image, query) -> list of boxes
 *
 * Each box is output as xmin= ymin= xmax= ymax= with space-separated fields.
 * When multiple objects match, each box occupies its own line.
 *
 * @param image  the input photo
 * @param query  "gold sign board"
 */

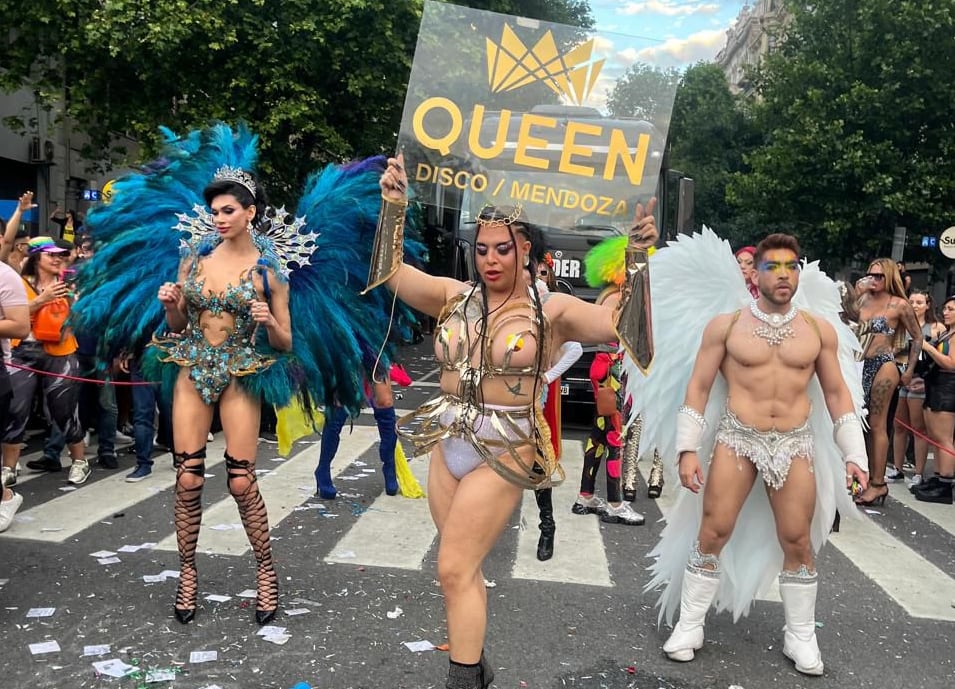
xmin=398 ymin=2 xmax=677 ymax=229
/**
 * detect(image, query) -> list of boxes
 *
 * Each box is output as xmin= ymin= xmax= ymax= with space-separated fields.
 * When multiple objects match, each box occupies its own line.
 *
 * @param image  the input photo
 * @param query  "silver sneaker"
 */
xmin=601 ymin=502 xmax=646 ymax=525
xmin=571 ymin=494 xmax=609 ymax=515
xmin=67 ymin=459 xmax=91 ymax=486
xmin=1 ymin=466 xmax=16 ymax=488
xmin=0 ymin=491 xmax=23 ymax=532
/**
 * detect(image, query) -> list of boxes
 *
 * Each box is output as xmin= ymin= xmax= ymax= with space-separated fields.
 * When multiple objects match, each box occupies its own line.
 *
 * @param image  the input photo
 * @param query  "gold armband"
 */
xmin=362 ymin=194 xmax=407 ymax=294
xmin=614 ymin=239 xmax=654 ymax=373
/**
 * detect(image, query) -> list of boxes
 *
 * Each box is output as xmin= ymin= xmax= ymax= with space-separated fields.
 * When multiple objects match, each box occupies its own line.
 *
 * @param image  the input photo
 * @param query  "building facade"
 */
xmin=715 ymin=0 xmax=791 ymax=96
xmin=0 ymin=89 xmax=137 ymax=237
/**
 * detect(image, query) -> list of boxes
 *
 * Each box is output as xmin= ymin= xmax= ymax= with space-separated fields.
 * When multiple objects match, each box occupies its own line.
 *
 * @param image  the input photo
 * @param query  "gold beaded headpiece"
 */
xmin=213 ymin=165 xmax=257 ymax=198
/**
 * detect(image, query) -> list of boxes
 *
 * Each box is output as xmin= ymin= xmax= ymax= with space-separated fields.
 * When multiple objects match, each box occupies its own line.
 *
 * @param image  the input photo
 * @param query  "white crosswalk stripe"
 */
xmin=5 ymin=423 xmax=955 ymax=622
xmin=513 ymin=441 xmax=613 ymax=587
xmin=325 ymin=449 xmax=435 ymax=569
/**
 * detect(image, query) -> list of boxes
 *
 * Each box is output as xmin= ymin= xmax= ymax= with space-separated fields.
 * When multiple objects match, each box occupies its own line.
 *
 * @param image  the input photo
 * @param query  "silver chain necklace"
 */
xmin=750 ymin=300 xmax=797 ymax=346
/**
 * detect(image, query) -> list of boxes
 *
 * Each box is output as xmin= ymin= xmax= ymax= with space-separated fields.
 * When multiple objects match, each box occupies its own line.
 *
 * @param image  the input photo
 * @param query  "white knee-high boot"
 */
xmin=663 ymin=567 xmax=721 ymax=662
xmin=779 ymin=570 xmax=824 ymax=676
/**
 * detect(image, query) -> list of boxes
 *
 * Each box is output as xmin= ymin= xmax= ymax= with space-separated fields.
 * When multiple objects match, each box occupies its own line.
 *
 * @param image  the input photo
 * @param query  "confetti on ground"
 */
xmin=89 ymin=550 xmax=116 ymax=558
xmin=98 ymin=557 xmax=122 ymax=565
xmin=386 ymin=606 xmax=403 ymax=619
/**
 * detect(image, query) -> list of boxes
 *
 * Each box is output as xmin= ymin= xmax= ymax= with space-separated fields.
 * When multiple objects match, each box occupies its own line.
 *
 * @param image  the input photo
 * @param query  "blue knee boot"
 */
xmin=315 ymin=407 xmax=348 ymax=499
xmin=374 ymin=406 xmax=399 ymax=496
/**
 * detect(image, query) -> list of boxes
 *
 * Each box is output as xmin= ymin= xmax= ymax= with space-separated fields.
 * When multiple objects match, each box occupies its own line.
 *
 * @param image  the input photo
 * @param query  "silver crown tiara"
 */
xmin=213 ymin=165 xmax=257 ymax=197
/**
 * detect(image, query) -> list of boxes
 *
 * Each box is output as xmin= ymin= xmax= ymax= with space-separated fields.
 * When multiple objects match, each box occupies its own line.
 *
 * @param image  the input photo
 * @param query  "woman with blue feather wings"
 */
xmin=622 ymin=229 xmax=869 ymax=676
xmin=71 ymin=124 xmax=422 ymax=627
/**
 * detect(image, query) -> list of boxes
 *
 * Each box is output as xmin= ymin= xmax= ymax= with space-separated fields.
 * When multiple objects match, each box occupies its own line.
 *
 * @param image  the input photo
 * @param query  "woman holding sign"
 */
xmin=372 ymin=156 xmax=657 ymax=689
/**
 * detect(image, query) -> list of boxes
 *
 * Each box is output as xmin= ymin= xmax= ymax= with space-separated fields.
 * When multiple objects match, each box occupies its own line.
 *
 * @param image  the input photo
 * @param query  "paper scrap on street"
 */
xmin=26 ymin=607 xmax=56 ymax=618
xmin=236 ymin=589 xmax=257 ymax=598
xmin=204 ymin=594 xmax=232 ymax=603
xmin=98 ymin=557 xmax=122 ymax=565
xmin=189 ymin=650 xmax=218 ymax=663
xmin=158 ymin=570 xmax=180 ymax=579
xmin=92 ymin=658 xmax=136 ymax=678
xmin=403 ymin=640 xmax=436 ymax=652
xmin=257 ymin=626 xmax=287 ymax=637
xmin=145 ymin=669 xmax=178 ymax=682
xmin=29 ymin=641 xmax=61 ymax=655
xmin=284 ymin=608 xmax=310 ymax=616
xmin=118 ymin=545 xmax=142 ymax=553
xmin=261 ymin=632 xmax=291 ymax=645
xmin=82 ymin=644 xmax=111 ymax=657
xmin=386 ymin=606 xmax=403 ymax=619
xmin=89 ymin=550 xmax=116 ymax=558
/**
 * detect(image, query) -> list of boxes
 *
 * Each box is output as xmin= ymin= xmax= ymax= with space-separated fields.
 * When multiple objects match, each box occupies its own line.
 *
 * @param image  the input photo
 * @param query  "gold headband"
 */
xmin=477 ymin=203 xmax=524 ymax=227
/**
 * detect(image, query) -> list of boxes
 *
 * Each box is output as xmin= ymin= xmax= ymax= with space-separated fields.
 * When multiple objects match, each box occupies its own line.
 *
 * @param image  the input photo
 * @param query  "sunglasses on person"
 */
xmin=865 ymin=273 xmax=886 ymax=281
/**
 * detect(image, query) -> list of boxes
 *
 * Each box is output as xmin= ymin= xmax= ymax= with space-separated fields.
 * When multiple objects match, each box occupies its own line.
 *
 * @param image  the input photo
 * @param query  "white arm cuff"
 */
xmin=833 ymin=413 xmax=866 ymax=467
xmin=676 ymin=405 xmax=706 ymax=456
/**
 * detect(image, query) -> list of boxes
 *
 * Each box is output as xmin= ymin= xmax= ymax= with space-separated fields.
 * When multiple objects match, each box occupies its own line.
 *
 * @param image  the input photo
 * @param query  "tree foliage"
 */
xmin=728 ymin=0 xmax=955 ymax=269
xmin=665 ymin=62 xmax=759 ymax=245
xmin=606 ymin=63 xmax=681 ymax=123
xmin=0 ymin=0 xmax=593 ymax=203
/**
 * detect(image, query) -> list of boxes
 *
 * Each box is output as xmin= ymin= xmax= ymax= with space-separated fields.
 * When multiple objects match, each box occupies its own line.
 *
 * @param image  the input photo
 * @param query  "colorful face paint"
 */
xmin=758 ymin=260 xmax=800 ymax=275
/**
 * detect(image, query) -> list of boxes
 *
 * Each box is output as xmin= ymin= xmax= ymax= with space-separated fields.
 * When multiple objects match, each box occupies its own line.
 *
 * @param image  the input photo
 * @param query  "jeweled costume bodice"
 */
xmin=153 ymin=258 xmax=274 ymax=404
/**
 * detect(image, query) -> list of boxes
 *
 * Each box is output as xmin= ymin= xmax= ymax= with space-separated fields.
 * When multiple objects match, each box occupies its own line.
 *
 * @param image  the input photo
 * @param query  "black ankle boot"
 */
xmin=480 ymin=651 xmax=494 ymax=687
xmin=446 ymin=655 xmax=493 ymax=689
xmin=446 ymin=660 xmax=483 ymax=689
xmin=915 ymin=478 xmax=953 ymax=504
xmin=536 ymin=531 xmax=554 ymax=561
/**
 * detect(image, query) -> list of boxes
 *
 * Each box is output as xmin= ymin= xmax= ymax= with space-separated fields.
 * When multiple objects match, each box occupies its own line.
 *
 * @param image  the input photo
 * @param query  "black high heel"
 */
xmin=174 ymin=565 xmax=198 ymax=624
xmin=855 ymin=481 xmax=888 ymax=507
xmin=255 ymin=563 xmax=279 ymax=625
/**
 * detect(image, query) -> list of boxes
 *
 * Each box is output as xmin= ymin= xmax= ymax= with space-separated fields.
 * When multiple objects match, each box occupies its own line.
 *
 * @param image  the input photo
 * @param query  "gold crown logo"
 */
xmin=485 ymin=25 xmax=605 ymax=105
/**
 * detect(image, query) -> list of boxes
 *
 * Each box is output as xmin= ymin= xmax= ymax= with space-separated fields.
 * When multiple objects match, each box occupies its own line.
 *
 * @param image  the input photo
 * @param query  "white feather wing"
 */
xmin=621 ymin=226 xmax=750 ymax=463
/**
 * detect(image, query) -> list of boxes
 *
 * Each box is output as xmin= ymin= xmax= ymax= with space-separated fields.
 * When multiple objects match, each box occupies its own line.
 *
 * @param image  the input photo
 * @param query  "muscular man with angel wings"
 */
xmin=627 ymin=231 xmax=869 ymax=677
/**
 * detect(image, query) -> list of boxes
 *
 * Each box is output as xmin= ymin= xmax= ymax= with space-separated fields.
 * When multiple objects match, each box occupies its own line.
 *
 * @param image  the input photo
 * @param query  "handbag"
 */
xmin=33 ymin=298 xmax=69 ymax=343
xmin=595 ymin=386 xmax=618 ymax=416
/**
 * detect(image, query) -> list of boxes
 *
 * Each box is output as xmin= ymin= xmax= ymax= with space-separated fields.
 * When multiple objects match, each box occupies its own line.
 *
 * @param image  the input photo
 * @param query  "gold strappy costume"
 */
xmin=398 ymin=285 xmax=562 ymax=489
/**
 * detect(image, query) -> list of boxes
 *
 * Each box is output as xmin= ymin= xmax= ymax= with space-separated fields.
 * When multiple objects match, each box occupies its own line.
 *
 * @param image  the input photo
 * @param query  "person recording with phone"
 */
xmin=912 ymin=296 xmax=955 ymax=504
xmin=1 ymin=237 xmax=87 ymax=490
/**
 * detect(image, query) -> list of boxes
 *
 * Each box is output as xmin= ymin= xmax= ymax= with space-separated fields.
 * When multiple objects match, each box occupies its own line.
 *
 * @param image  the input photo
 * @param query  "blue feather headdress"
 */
xmin=71 ymin=124 xmax=424 ymax=415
